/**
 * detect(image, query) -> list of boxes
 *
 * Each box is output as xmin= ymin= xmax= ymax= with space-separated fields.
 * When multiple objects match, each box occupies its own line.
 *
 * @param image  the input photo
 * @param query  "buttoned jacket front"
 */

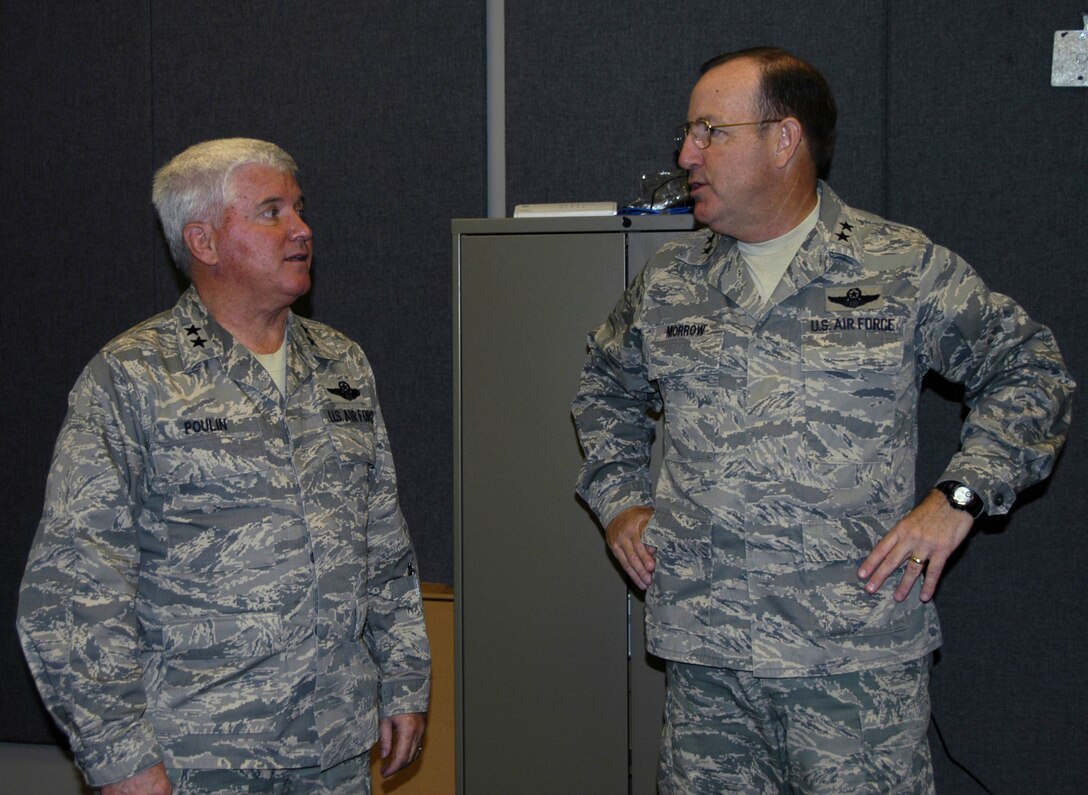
xmin=18 ymin=287 xmax=430 ymax=786
xmin=574 ymin=184 xmax=1073 ymax=676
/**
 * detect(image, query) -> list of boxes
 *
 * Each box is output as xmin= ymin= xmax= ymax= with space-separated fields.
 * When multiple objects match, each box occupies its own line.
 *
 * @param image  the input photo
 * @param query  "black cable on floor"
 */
xmin=931 ymin=713 xmax=996 ymax=794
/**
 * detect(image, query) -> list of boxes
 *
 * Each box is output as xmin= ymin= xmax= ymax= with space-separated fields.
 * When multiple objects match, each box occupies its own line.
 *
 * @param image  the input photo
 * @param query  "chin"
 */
xmin=692 ymin=204 xmax=714 ymax=226
xmin=290 ymin=277 xmax=312 ymax=298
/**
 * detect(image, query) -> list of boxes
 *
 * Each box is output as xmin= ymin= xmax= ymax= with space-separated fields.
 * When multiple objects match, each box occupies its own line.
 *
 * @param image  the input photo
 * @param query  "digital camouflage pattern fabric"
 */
xmin=574 ymin=182 xmax=1073 ymax=676
xmin=658 ymin=657 xmax=934 ymax=793
xmin=18 ymin=286 xmax=430 ymax=787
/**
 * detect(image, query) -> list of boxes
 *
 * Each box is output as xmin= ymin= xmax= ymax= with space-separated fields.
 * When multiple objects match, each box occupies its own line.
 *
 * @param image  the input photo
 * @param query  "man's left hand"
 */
xmin=858 ymin=490 xmax=975 ymax=603
xmin=378 ymin=712 xmax=426 ymax=778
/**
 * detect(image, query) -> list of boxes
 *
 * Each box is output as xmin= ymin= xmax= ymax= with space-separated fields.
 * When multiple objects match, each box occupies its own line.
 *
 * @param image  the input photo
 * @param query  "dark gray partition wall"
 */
xmin=3 ymin=1 xmax=484 ymax=745
xmin=504 ymin=2 xmax=889 ymax=215
xmin=3 ymin=2 xmax=161 ymax=747
xmin=883 ymin=5 xmax=1088 ymax=791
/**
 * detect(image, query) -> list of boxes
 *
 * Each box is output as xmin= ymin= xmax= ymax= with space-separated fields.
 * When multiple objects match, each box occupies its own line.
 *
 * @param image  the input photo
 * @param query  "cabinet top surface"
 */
xmin=452 ymin=214 xmax=699 ymax=235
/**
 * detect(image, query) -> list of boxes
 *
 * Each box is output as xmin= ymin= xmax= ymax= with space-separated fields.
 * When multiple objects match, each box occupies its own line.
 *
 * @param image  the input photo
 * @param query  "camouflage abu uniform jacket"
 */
xmin=573 ymin=183 xmax=1073 ymax=677
xmin=18 ymin=286 xmax=430 ymax=786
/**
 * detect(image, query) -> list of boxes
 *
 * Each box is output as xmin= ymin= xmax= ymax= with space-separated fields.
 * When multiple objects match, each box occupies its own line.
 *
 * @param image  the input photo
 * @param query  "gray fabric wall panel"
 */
xmin=2 ymin=3 xmax=158 ymax=745
xmin=504 ymin=1 xmax=888 ymax=215
xmin=886 ymin=4 xmax=1088 ymax=791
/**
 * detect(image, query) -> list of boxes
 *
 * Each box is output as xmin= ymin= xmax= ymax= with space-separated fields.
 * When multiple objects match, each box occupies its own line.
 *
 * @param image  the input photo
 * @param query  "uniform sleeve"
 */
xmin=572 ymin=269 xmax=663 ymax=527
xmin=16 ymin=355 xmax=163 ymax=787
xmin=360 ymin=372 xmax=431 ymax=718
xmin=918 ymin=246 xmax=1075 ymax=514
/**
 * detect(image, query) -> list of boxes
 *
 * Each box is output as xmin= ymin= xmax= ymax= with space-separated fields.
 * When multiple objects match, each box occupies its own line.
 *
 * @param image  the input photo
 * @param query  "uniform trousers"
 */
xmin=658 ymin=655 xmax=934 ymax=794
xmin=166 ymin=752 xmax=371 ymax=795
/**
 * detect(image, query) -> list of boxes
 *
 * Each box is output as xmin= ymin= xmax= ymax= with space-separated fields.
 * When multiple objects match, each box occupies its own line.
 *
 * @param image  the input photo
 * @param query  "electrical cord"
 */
xmin=931 ymin=713 xmax=996 ymax=794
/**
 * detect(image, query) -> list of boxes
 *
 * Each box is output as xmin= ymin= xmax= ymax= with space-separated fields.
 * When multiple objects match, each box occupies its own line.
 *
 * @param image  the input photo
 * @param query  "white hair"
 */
xmin=151 ymin=138 xmax=298 ymax=276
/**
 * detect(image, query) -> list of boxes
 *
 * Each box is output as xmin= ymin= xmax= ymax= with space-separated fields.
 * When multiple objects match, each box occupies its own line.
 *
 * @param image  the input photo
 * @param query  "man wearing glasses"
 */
xmin=573 ymin=48 xmax=1073 ymax=792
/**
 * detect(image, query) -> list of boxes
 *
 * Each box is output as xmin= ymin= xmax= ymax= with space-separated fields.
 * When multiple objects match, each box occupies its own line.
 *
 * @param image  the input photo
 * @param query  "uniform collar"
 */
xmin=813 ymin=181 xmax=864 ymax=265
xmin=172 ymin=286 xmax=337 ymax=398
xmin=174 ymin=286 xmax=231 ymax=368
xmin=678 ymin=181 xmax=863 ymax=318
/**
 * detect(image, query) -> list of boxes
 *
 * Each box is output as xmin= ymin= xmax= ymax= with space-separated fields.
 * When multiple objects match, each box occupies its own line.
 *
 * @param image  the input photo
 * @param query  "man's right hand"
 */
xmin=606 ymin=506 xmax=656 ymax=590
xmin=101 ymin=762 xmax=171 ymax=795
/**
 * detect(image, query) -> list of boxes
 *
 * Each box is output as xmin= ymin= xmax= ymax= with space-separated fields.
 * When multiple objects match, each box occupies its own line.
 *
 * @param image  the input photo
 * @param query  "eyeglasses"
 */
xmin=676 ymin=118 xmax=783 ymax=149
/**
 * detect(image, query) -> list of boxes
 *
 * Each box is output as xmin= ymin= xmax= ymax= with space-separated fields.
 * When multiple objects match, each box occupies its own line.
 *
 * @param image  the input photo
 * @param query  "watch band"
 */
xmin=935 ymin=480 xmax=984 ymax=518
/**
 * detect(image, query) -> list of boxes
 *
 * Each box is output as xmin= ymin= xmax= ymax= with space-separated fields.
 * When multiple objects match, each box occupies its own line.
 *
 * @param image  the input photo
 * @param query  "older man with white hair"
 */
xmin=18 ymin=138 xmax=430 ymax=794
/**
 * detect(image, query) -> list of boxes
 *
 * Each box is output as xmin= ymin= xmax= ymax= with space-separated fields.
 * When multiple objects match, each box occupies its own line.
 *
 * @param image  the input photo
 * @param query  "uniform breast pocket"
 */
xmin=645 ymin=323 xmax=738 ymax=460
xmin=327 ymin=422 xmax=376 ymax=491
xmin=326 ymin=422 xmax=377 ymax=556
xmin=801 ymin=322 xmax=906 ymax=463
xmin=150 ymin=421 xmax=274 ymax=572
xmin=645 ymin=322 xmax=724 ymax=387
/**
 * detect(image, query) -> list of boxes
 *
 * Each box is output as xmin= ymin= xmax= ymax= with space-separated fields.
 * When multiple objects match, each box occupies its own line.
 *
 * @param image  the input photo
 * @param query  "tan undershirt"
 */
xmin=737 ymin=198 xmax=821 ymax=302
xmin=253 ymin=335 xmax=288 ymax=396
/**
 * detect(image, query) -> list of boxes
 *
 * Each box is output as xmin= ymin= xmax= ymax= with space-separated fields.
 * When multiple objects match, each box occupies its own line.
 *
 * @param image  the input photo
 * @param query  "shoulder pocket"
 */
xmin=324 ymin=406 xmax=378 ymax=559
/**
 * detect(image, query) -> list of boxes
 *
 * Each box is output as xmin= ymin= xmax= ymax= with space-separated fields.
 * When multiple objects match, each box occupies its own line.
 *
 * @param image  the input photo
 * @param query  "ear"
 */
xmin=773 ymin=117 xmax=805 ymax=167
xmin=183 ymin=222 xmax=219 ymax=268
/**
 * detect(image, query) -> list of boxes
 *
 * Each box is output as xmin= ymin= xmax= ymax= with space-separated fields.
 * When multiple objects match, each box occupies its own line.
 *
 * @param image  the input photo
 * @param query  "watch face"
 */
xmin=952 ymin=485 xmax=973 ymax=505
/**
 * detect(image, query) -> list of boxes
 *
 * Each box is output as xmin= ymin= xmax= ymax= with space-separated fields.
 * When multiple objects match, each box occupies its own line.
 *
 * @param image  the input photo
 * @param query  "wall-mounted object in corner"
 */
xmin=1051 ymin=13 xmax=1088 ymax=86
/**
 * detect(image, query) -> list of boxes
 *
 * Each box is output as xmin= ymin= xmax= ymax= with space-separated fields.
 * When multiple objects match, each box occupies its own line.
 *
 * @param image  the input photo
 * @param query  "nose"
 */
xmin=289 ymin=212 xmax=313 ymax=242
xmin=677 ymin=134 xmax=702 ymax=171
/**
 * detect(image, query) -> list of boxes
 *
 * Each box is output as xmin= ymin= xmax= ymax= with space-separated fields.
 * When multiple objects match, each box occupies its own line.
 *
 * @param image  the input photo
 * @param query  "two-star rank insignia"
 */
xmin=836 ymin=220 xmax=854 ymax=241
xmin=184 ymin=323 xmax=207 ymax=348
xmin=327 ymin=380 xmax=361 ymax=401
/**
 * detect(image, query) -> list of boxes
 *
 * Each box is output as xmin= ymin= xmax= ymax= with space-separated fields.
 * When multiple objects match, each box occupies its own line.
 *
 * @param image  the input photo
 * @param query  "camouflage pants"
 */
xmin=166 ymin=753 xmax=370 ymax=794
xmin=658 ymin=656 xmax=934 ymax=794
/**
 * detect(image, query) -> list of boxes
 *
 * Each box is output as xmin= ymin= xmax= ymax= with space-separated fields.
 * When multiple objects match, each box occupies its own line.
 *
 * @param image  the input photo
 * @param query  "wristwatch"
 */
xmin=935 ymin=480 xmax=984 ymax=518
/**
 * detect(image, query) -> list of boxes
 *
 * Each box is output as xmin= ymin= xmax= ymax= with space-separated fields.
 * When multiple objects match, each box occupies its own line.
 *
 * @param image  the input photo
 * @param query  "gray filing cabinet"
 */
xmin=453 ymin=215 xmax=696 ymax=794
